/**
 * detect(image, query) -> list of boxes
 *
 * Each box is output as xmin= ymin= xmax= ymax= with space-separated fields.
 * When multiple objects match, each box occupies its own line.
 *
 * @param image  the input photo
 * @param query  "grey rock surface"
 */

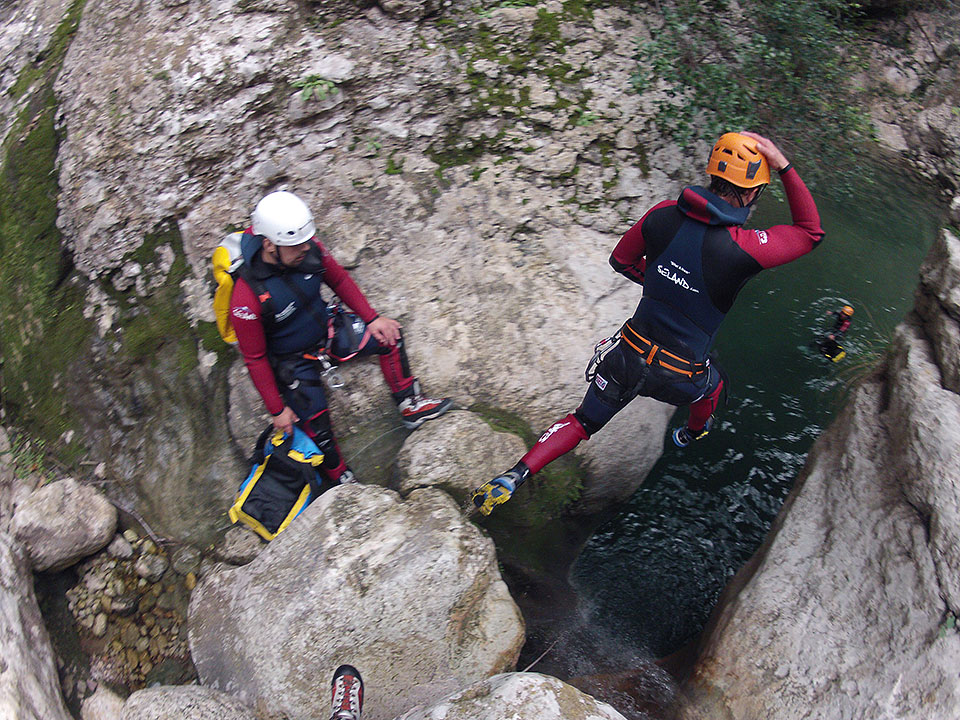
xmin=80 ymin=685 xmax=125 ymax=720
xmin=189 ymin=483 xmax=524 ymax=720
xmin=915 ymin=230 xmax=960 ymax=393
xmin=11 ymin=477 xmax=117 ymax=572
xmin=122 ymin=685 xmax=257 ymax=720
xmin=396 ymin=672 xmax=628 ymax=720
xmin=0 ymin=532 xmax=72 ymax=720
xmin=212 ymin=526 xmax=264 ymax=566
xmin=0 ymin=0 xmax=74 ymax=141
xmin=679 ymin=236 xmax=960 ymax=718
xmin=395 ymin=410 xmax=527 ymax=500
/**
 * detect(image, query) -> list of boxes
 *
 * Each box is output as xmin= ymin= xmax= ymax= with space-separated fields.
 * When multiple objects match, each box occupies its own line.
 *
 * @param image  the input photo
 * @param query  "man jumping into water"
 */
xmin=472 ymin=132 xmax=824 ymax=516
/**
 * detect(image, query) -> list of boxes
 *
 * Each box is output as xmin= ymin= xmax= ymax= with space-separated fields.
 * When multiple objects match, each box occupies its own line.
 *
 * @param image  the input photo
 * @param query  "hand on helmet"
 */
xmin=740 ymin=131 xmax=790 ymax=172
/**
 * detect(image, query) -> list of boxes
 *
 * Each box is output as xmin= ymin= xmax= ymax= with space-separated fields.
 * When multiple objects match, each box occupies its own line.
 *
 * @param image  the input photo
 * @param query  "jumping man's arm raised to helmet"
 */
xmin=733 ymin=133 xmax=824 ymax=269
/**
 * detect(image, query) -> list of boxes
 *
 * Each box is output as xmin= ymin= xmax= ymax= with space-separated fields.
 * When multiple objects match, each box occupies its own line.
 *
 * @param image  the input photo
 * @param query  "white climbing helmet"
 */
xmin=251 ymin=191 xmax=317 ymax=246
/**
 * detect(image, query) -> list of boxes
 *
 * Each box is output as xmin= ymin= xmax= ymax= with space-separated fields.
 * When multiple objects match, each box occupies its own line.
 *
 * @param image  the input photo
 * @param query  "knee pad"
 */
xmin=575 ymin=386 xmax=619 ymax=436
xmin=573 ymin=405 xmax=605 ymax=437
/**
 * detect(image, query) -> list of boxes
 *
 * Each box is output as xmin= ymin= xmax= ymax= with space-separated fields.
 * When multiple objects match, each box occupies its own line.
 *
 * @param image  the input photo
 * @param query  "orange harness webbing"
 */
xmin=621 ymin=322 xmax=707 ymax=378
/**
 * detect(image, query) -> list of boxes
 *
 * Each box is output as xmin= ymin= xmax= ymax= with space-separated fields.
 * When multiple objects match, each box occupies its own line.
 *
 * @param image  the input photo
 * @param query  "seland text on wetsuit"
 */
xmin=518 ymin=165 xmax=825 ymax=474
xmin=228 ymin=231 xmax=415 ymax=479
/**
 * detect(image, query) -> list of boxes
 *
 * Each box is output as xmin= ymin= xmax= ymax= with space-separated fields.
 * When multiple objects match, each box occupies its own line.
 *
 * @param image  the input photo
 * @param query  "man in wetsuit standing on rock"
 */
xmin=472 ymin=132 xmax=824 ymax=515
xmin=230 ymin=191 xmax=452 ymax=486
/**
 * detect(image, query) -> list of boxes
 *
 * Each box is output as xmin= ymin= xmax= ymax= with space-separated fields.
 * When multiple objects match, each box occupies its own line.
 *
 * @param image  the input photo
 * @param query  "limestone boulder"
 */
xmin=915 ymin=229 xmax=960 ymax=393
xmin=395 ymin=410 xmax=527 ymax=501
xmin=0 ymin=532 xmax=72 ymax=720
xmin=188 ymin=483 xmax=524 ymax=720
xmin=11 ymin=478 xmax=117 ymax=572
xmin=80 ymin=686 xmax=125 ymax=720
xmin=679 ymin=318 xmax=960 ymax=719
xmin=396 ymin=672 xmax=629 ymax=720
xmin=121 ymin=685 xmax=257 ymax=720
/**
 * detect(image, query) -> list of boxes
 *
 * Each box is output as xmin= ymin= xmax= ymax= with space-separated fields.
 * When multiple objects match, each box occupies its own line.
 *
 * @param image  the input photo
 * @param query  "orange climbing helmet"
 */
xmin=706 ymin=132 xmax=771 ymax=189
xmin=841 ymin=305 xmax=854 ymax=316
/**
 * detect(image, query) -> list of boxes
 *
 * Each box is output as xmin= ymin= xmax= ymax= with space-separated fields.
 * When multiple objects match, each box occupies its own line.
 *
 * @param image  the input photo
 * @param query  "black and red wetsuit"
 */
xmin=520 ymin=166 xmax=824 ymax=474
xmin=830 ymin=313 xmax=852 ymax=336
xmin=229 ymin=231 xmax=415 ymax=480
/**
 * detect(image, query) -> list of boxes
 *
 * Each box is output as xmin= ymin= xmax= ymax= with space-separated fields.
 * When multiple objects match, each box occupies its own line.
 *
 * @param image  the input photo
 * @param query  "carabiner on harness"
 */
xmin=301 ymin=350 xmax=345 ymax=390
xmin=317 ymin=354 xmax=344 ymax=390
xmin=585 ymin=331 xmax=621 ymax=383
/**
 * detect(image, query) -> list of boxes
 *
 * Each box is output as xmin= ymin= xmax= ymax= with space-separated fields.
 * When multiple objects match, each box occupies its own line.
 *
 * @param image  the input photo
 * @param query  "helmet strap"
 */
xmin=735 ymin=184 xmax=766 ymax=208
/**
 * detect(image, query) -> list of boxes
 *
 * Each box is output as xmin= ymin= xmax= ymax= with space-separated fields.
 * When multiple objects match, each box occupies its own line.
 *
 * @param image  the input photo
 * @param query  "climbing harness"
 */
xmin=620 ymin=321 xmax=708 ymax=378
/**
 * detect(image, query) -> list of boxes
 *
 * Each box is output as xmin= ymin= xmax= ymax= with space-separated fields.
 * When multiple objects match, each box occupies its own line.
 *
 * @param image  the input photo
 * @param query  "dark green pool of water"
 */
xmin=516 ymin=161 xmax=948 ymax=686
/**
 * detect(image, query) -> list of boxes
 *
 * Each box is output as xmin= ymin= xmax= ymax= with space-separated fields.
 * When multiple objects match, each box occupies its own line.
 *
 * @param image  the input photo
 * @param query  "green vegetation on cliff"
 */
xmin=0 ymin=0 xmax=90 ymax=458
xmin=0 ymin=0 xmax=213 ymax=468
xmin=634 ymin=0 xmax=874 ymax=194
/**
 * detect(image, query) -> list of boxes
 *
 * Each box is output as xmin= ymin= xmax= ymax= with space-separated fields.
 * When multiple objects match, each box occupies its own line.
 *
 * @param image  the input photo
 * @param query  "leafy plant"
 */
xmin=574 ymin=110 xmax=599 ymax=126
xmin=291 ymin=75 xmax=339 ymax=102
xmin=634 ymin=0 xmax=874 ymax=197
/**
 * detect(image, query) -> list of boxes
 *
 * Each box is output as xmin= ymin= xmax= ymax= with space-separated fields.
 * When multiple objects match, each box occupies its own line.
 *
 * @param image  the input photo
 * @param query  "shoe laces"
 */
xmin=332 ymin=676 xmax=360 ymax=719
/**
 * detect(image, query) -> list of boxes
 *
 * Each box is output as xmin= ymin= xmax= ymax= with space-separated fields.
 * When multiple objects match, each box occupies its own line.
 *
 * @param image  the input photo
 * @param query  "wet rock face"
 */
xmin=0 ymin=533 xmax=72 ymax=720
xmin=189 ymin=484 xmax=525 ymax=720
xmin=865 ymin=6 xmax=960 ymax=189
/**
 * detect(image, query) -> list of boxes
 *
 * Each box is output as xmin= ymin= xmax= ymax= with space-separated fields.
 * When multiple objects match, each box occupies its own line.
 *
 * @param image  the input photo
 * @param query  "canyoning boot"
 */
xmin=397 ymin=380 xmax=453 ymax=429
xmin=672 ymin=416 xmax=715 ymax=448
xmin=337 ymin=467 xmax=357 ymax=484
xmin=471 ymin=462 xmax=530 ymax=516
xmin=330 ymin=664 xmax=364 ymax=720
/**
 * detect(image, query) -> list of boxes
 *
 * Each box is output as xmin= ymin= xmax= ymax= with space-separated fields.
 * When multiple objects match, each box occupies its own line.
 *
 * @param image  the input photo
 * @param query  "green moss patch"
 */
xmin=469 ymin=401 xmax=584 ymax=524
xmin=0 ymin=78 xmax=92 ymax=451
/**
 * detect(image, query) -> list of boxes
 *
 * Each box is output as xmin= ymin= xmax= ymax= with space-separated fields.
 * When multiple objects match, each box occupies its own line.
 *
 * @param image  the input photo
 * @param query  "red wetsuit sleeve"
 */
xmin=315 ymin=240 xmax=379 ymax=323
xmin=609 ymin=201 xmax=673 ymax=282
xmin=731 ymin=167 xmax=825 ymax=269
xmin=230 ymin=278 xmax=286 ymax=415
